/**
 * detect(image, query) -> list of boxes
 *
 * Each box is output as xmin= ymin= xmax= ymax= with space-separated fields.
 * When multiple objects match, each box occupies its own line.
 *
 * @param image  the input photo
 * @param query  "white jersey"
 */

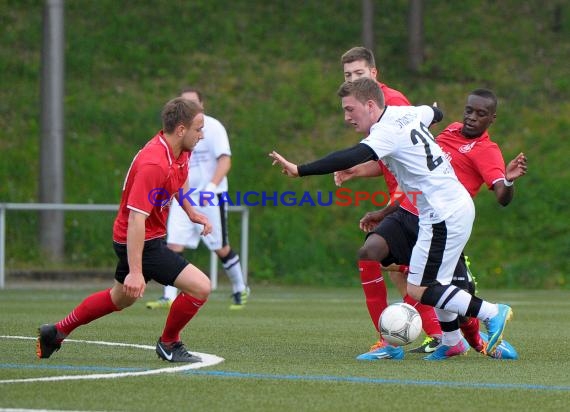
xmin=188 ymin=114 xmax=231 ymax=198
xmin=361 ymin=105 xmax=472 ymax=223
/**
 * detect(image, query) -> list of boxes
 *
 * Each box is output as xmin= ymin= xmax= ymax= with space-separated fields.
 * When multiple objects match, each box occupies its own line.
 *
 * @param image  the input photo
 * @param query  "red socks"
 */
xmin=56 ymin=288 xmax=120 ymax=337
xmin=161 ymin=293 xmax=206 ymax=344
xmin=460 ymin=317 xmax=483 ymax=349
xmin=359 ymin=259 xmax=443 ymax=340
xmin=403 ymin=294 xmax=442 ymax=338
xmin=53 ymin=288 xmax=206 ymax=346
xmin=358 ymin=260 xmax=388 ymax=332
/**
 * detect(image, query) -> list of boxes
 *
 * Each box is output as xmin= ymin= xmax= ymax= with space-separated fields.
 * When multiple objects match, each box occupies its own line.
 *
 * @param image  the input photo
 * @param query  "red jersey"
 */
xmin=436 ymin=122 xmax=506 ymax=198
xmin=376 ymin=81 xmax=418 ymax=214
xmin=112 ymin=132 xmax=190 ymax=243
xmin=379 ymin=82 xmax=411 ymax=107
xmin=378 ymin=162 xmax=418 ymax=215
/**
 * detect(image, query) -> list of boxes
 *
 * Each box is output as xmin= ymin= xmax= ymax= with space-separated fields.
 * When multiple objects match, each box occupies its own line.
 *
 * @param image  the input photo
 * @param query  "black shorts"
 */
xmin=368 ymin=207 xmax=419 ymax=267
xmin=113 ymin=238 xmax=188 ymax=286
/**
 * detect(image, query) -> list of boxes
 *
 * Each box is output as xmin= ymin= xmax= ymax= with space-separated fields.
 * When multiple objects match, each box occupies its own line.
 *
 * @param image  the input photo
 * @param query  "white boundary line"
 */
xmin=0 ymin=335 xmax=224 ymax=384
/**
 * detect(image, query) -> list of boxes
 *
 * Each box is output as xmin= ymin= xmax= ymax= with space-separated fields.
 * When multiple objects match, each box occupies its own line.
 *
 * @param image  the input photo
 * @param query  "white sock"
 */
xmin=222 ymin=252 xmax=246 ymax=294
xmin=435 ymin=308 xmax=461 ymax=346
xmin=163 ymin=285 xmax=178 ymax=301
xmin=476 ymin=302 xmax=499 ymax=322
xmin=441 ymin=330 xmax=462 ymax=346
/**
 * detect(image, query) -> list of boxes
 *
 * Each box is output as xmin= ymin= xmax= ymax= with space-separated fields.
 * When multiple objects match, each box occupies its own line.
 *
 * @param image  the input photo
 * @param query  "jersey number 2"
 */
xmin=410 ymin=123 xmax=443 ymax=171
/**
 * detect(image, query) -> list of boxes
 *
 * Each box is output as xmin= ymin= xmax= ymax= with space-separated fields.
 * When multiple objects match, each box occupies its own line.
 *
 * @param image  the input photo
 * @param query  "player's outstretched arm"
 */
xmin=271 ymin=144 xmax=377 ymax=178
xmin=269 ymin=151 xmax=300 ymax=177
xmin=334 ymin=160 xmax=383 ymax=187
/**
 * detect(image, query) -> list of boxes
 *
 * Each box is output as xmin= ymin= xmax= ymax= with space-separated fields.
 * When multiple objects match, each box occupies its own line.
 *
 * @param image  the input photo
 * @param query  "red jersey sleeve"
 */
xmin=471 ymin=142 xmax=506 ymax=191
xmin=126 ymin=164 xmax=167 ymax=215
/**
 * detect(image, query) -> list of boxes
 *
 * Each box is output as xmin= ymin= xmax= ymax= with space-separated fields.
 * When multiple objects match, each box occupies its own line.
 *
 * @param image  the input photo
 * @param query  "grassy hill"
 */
xmin=1 ymin=0 xmax=569 ymax=288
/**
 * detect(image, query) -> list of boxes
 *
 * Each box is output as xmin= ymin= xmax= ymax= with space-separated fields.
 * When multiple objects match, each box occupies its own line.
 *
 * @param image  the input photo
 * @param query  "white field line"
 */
xmin=0 ymin=335 xmax=224 ymax=384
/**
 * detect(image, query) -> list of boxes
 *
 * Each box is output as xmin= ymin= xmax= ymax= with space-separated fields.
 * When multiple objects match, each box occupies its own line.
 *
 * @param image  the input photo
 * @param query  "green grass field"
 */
xmin=1 ymin=283 xmax=569 ymax=411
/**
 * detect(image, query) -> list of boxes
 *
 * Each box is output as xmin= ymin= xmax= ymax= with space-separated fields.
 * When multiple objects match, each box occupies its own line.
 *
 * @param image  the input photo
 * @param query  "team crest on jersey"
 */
xmin=160 ymin=195 xmax=174 ymax=212
xmin=459 ymin=142 xmax=476 ymax=153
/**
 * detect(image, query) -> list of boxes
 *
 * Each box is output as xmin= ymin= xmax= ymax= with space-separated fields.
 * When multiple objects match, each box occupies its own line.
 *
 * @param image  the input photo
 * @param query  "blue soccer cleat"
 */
xmin=424 ymin=337 xmax=469 ymax=361
xmin=485 ymin=304 xmax=513 ymax=356
xmin=478 ymin=332 xmax=519 ymax=360
xmin=356 ymin=341 xmax=405 ymax=360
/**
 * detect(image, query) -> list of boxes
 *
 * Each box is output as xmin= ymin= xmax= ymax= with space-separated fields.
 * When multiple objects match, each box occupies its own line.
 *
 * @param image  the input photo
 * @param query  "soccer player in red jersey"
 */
xmin=37 ymin=98 xmax=214 ymax=363
xmin=340 ymin=47 xmax=444 ymax=359
xmin=338 ymin=88 xmax=526 ymax=359
xmin=342 ymin=46 xmax=410 ymax=105
xmin=434 ymin=89 xmax=525 ymax=356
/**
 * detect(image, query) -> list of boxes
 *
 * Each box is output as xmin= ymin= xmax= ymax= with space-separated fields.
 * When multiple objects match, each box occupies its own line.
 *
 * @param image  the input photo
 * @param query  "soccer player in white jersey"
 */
xmin=147 ymin=88 xmax=249 ymax=310
xmin=269 ymin=78 xmax=513 ymax=360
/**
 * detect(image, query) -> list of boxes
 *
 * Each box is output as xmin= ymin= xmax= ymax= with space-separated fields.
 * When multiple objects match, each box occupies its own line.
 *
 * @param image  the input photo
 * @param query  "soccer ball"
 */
xmin=379 ymin=303 xmax=422 ymax=346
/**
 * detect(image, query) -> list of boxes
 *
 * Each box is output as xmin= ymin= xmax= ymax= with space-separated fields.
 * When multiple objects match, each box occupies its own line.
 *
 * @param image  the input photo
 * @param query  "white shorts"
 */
xmin=166 ymin=194 xmax=228 ymax=251
xmin=407 ymin=198 xmax=475 ymax=287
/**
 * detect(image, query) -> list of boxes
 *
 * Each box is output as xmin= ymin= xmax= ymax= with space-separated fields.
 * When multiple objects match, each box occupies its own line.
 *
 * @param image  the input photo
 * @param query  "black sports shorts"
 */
xmin=368 ymin=207 xmax=419 ymax=267
xmin=113 ymin=238 xmax=188 ymax=286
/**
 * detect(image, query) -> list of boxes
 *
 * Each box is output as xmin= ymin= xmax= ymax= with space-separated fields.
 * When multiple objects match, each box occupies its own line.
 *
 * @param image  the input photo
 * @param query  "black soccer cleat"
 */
xmin=155 ymin=338 xmax=202 ymax=363
xmin=36 ymin=324 xmax=61 ymax=359
xmin=409 ymin=336 xmax=441 ymax=354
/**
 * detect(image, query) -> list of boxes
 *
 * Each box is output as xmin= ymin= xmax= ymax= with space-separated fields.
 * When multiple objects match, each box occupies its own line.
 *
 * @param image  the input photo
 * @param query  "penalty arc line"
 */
xmin=0 ymin=335 xmax=224 ymax=384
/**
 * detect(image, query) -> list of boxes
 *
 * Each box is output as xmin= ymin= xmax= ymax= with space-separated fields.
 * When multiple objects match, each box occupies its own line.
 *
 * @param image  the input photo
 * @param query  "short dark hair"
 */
xmin=337 ymin=77 xmax=385 ymax=108
xmin=470 ymin=88 xmax=497 ymax=113
xmin=341 ymin=46 xmax=376 ymax=68
xmin=179 ymin=86 xmax=203 ymax=103
xmin=161 ymin=97 xmax=203 ymax=134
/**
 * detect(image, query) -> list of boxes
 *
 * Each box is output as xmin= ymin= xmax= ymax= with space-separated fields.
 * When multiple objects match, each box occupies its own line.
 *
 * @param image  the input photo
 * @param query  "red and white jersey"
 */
xmin=113 ymin=131 xmax=190 ymax=243
xmin=187 ymin=114 xmax=231 ymax=199
xmin=361 ymin=106 xmax=471 ymax=223
xmin=436 ymin=122 xmax=506 ymax=198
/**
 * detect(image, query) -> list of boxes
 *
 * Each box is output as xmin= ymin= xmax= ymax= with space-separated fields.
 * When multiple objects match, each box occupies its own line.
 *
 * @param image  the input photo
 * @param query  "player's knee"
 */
xmin=110 ymin=286 xmax=137 ymax=310
xmin=190 ymin=283 xmax=211 ymax=301
xmin=358 ymin=234 xmax=388 ymax=262
xmin=358 ymin=243 xmax=382 ymax=261
xmin=187 ymin=279 xmax=211 ymax=300
xmin=419 ymin=284 xmax=450 ymax=307
xmin=176 ymin=266 xmax=212 ymax=300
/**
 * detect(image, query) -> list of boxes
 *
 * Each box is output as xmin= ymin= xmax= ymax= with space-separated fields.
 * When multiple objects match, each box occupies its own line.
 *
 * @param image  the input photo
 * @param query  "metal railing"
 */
xmin=0 ymin=203 xmax=249 ymax=290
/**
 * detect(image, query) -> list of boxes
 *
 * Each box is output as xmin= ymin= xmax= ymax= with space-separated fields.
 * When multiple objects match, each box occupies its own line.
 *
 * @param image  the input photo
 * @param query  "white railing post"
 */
xmin=241 ymin=206 xmax=249 ymax=284
xmin=209 ymin=250 xmax=219 ymax=290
